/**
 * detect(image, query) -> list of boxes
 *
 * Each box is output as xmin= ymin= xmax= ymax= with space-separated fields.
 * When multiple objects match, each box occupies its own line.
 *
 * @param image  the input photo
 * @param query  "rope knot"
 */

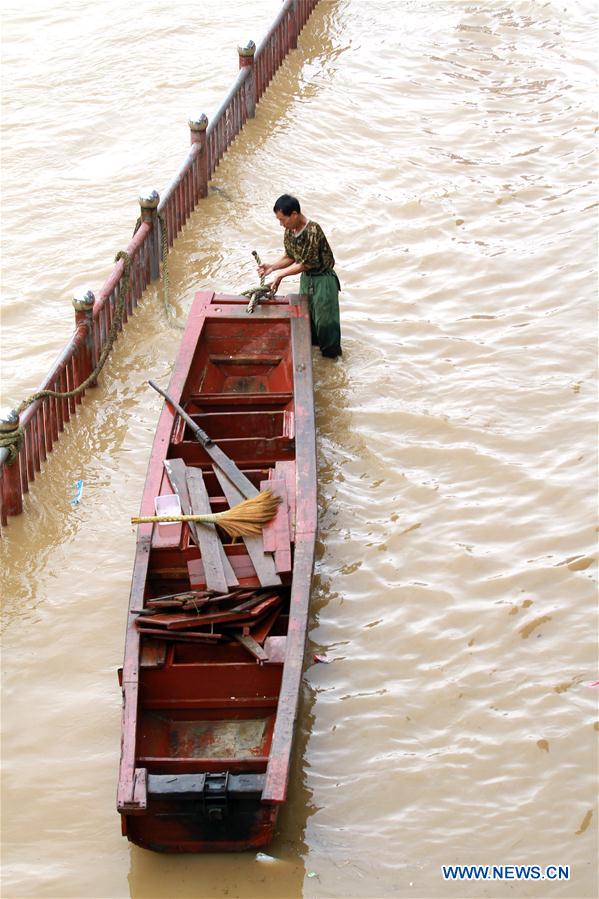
xmin=115 ymin=250 xmax=131 ymax=277
xmin=0 ymin=418 xmax=23 ymax=465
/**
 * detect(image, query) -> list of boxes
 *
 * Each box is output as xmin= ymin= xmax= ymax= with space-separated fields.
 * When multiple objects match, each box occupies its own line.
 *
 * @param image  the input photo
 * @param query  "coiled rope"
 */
xmin=0 ymin=251 xmax=133 ymax=464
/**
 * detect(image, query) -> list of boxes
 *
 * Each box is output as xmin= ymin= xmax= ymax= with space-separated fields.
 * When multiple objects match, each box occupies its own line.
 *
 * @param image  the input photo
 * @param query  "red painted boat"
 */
xmin=117 ymin=290 xmax=316 ymax=852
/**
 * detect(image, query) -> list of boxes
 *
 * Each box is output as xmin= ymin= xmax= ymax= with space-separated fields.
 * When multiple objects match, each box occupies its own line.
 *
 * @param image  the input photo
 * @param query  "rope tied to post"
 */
xmin=1 ymin=251 xmax=133 ymax=464
xmin=0 ymin=420 xmax=23 ymax=465
xmin=158 ymin=214 xmax=185 ymax=330
xmin=133 ymin=212 xmax=182 ymax=329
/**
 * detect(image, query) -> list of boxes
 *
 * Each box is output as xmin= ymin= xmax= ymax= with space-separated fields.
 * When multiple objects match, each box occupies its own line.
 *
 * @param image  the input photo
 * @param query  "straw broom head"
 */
xmin=131 ymin=489 xmax=281 ymax=539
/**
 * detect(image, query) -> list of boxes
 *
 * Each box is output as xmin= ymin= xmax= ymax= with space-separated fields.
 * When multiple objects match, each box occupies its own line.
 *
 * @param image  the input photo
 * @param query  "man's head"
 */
xmin=273 ymin=194 xmax=302 ymax=230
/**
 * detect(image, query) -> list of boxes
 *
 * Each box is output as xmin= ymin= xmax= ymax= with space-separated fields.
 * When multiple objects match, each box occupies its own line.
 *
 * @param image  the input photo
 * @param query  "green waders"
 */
xmin=300 ymin=269 xmax=342 ymax=358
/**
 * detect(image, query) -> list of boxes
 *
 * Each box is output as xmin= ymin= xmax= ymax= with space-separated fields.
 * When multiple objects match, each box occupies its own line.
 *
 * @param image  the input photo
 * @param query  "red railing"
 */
xmin=0 ymin=0 xmax=320 ymax=527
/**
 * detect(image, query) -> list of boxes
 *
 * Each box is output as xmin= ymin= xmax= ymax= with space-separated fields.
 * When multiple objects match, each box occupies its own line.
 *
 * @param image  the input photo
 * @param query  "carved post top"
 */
xmin=238 ymin=39 xmax=256 ymax=66
xmin=189 ymin=114 xmax=209 ymax=133
xmin=139 ymin=189 xmax=160 ymax=223
xmin=0 ymin=408 xmax=20 ymax=431
xmin=139 ymin=189 xmax=160 ymax=210
xmin=72 ymin=289 xmax=95 ymax=312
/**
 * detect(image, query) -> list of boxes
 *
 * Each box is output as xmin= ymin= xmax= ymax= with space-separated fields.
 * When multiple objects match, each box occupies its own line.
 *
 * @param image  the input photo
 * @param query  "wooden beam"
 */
xmin=164 ymin=459 xmax=237 ymax=592
xmin=212 ymin=466 xmax=282 ymax=588
xmin=261 ymin=479 xmax=292 ymax=574
xmin=186 ymin=467 xmax=233 ymax=593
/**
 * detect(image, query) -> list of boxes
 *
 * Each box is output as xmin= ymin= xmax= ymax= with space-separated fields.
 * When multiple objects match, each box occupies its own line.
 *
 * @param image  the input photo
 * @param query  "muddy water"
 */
xmin=1 ymin=1 xmax=597 ymax=897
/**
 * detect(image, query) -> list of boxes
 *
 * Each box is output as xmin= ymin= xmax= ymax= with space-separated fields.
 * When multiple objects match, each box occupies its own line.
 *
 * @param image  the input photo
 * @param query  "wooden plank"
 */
xmin=117 ymin=679 xmax=142 ymax=810
xmin=262 ymin=539 xmax=315 ymax=805
xmin=132 ymin=768 xmax=148 ymax=809
xmin=274 ymin=460 xmax=296 ymax=541
xmin=138 ymin=595 xmax=281 ymax=631
xmin=173 ymin=436 xmax=295 ymax=467
xmin=233 ymin=634 xmax=268 ymax=662
xmin=164 ymin=459 xmax=236 ymax=592
xmin=219 ymin=544 xmax=239 ymax=587
xmin=189 ymin=392 xmax=293 ymax=410
xmin=187 ymin=555 xmax=258 ymax=588
xmin=137 ymin=628 xmax=225 ymax=643
xmin=139 ymin=641 xmax=168 ymax=668
xmin=262 ymin=301 xmax=317 ymax=806
xmin=138 ymin=609 xmax=255 ymax=630
xmin=233 ymin=594 xmax=280 ymax=617
xmin=163 ymin=458 xmax=199 ymax=546
xmin=261 ymin=477 xmax=280 ymax=553
xmin=250 ymin=606 xmax=282 ymax=644
xmin=208 ymin=354 xmax=283 ymax=366
xmin=261 ymin=479 xmax=292 ymax=573
xmin=212 ymin=466 xmax=282 ymax=588
xmin=186 ymin=467 xmax=231 ymax=594
xmin=239 ymin=593 xmax=282 ymax=619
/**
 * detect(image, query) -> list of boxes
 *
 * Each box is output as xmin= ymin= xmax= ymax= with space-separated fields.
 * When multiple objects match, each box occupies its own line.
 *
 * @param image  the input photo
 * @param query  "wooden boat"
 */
xmin=117 ymin=289 xmax=317 ymax=852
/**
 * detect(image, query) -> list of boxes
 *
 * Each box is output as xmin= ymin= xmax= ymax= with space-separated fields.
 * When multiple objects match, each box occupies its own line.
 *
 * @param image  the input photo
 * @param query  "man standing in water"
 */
xmin=257 ymin=194 xmax=342 ymax=358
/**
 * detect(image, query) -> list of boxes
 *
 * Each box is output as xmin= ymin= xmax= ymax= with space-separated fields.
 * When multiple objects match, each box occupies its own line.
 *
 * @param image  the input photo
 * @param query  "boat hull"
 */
xmin=117 ymin=291 xmax=317 ymax=852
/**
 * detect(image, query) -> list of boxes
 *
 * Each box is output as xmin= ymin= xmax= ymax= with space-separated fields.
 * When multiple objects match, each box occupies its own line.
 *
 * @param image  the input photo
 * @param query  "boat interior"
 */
xmin=130 ymin=314 xmax=298 ymax=792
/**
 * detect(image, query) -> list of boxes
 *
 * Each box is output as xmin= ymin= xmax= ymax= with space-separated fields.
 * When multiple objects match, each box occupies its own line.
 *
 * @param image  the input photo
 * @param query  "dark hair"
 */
xmin=273 ymin=194 xmax=301 ymax=215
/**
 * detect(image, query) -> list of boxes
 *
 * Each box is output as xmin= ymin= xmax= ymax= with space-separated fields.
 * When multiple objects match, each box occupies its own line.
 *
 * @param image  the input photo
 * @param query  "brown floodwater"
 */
xmin=1 ymin=1 xmax=597 ymax=898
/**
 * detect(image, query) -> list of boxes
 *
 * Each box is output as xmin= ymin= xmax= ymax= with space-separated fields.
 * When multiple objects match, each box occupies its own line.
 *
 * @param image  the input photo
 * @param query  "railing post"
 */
xmin=288 ymin=0 xmax=299 ymax=49
xmin=0 ymin=409 xmax=23 ymax=518
xmin=189 ymin=115 xmax=209 ymax=200
xmin=238 ymin=40 xmax=257 ymax=119
xmin=139 ymin=190 xmax=161 ymax=282
xmin=72 ymin=289 xmax=96 ymax=387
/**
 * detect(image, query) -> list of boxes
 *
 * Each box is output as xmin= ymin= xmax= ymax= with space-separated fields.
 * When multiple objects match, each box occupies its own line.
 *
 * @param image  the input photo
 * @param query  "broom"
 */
xmin=131 ymin=489 xmax=280 ymax=539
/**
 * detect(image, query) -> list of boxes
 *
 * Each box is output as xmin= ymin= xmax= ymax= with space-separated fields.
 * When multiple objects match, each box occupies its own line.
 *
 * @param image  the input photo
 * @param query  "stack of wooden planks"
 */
xmin=154 ymin=457 xmax=295 ymax=591
xmin=135 ymin=587 xmax=282 ymax=660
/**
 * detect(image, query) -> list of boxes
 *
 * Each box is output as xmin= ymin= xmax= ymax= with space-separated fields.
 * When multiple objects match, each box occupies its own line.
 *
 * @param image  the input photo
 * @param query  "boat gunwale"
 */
xmin=118 ymin=289 xmax=316 ymax=818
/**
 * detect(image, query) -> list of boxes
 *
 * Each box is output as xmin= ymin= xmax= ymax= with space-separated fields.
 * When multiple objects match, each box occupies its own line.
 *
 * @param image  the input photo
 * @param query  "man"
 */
xmin=257 ymin=194 xmax=342 ymax=358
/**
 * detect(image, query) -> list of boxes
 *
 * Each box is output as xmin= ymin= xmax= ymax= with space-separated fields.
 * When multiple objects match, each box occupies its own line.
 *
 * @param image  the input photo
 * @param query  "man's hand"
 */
xmin=257 ymin=263 xmax=273 ymax=279
xmin=269 ymin=275 xmax=283 ymax=294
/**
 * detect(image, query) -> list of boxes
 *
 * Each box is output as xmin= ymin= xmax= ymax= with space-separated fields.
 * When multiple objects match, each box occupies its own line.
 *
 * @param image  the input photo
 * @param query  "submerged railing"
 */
xmin=0 ymin=0 xmax=320 ymax=527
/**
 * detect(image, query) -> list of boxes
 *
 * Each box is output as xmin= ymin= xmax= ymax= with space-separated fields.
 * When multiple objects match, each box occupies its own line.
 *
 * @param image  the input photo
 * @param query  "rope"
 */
xmin=157 ymin=214 xmax=184 ymax=330
xmin=0 ymin=428 xmax=23 ymax=465
xmin=1 ymin=251 xmax=133 ymax=464
xmin=132 ymin=213 xmax=182 ymax=329
xmin=242 ymin=251 xmax=274 ymax=313
xmin=2 ymin=236 xmax=267 ymax=465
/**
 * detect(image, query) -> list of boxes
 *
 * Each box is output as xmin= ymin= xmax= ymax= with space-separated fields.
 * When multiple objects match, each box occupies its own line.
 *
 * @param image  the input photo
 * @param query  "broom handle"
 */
xmin=148 ymin=380 xmax=212 ymax=447
xmin=132 ymin=513 xmax=213 ymax=524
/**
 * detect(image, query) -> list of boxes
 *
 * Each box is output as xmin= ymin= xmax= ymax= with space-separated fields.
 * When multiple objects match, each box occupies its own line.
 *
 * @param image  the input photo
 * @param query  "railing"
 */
xmin=0 ymin=0 xmax=320 ymax=528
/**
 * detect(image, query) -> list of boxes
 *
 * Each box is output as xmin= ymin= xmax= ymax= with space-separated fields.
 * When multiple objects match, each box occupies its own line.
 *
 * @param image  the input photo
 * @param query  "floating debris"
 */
xmin=71 ymin=479 xmax=84 ymax=506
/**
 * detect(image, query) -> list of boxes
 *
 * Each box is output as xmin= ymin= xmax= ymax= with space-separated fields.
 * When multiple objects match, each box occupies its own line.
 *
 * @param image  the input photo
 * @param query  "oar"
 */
xmin=131 ymin=489 xmax=280 ymax=539
xmin=148 ymin=380 xmax=257 ymax=499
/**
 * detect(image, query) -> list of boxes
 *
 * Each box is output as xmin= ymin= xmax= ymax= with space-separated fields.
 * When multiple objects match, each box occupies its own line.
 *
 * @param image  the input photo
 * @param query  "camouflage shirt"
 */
xmin=283 ymin=220 xmax=335 ymax=273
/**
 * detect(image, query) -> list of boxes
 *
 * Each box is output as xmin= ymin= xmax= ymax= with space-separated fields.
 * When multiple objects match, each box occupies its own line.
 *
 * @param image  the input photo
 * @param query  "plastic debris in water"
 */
xmin=71 ymin=480 xmax=84 ymax=506
xmin=255 ymin=852 xmax=277 ymax=863
xmin=307 ymin=872 xmax=319 ymax=878
xmin=313 ymin=654 xmax=330 ymax=664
